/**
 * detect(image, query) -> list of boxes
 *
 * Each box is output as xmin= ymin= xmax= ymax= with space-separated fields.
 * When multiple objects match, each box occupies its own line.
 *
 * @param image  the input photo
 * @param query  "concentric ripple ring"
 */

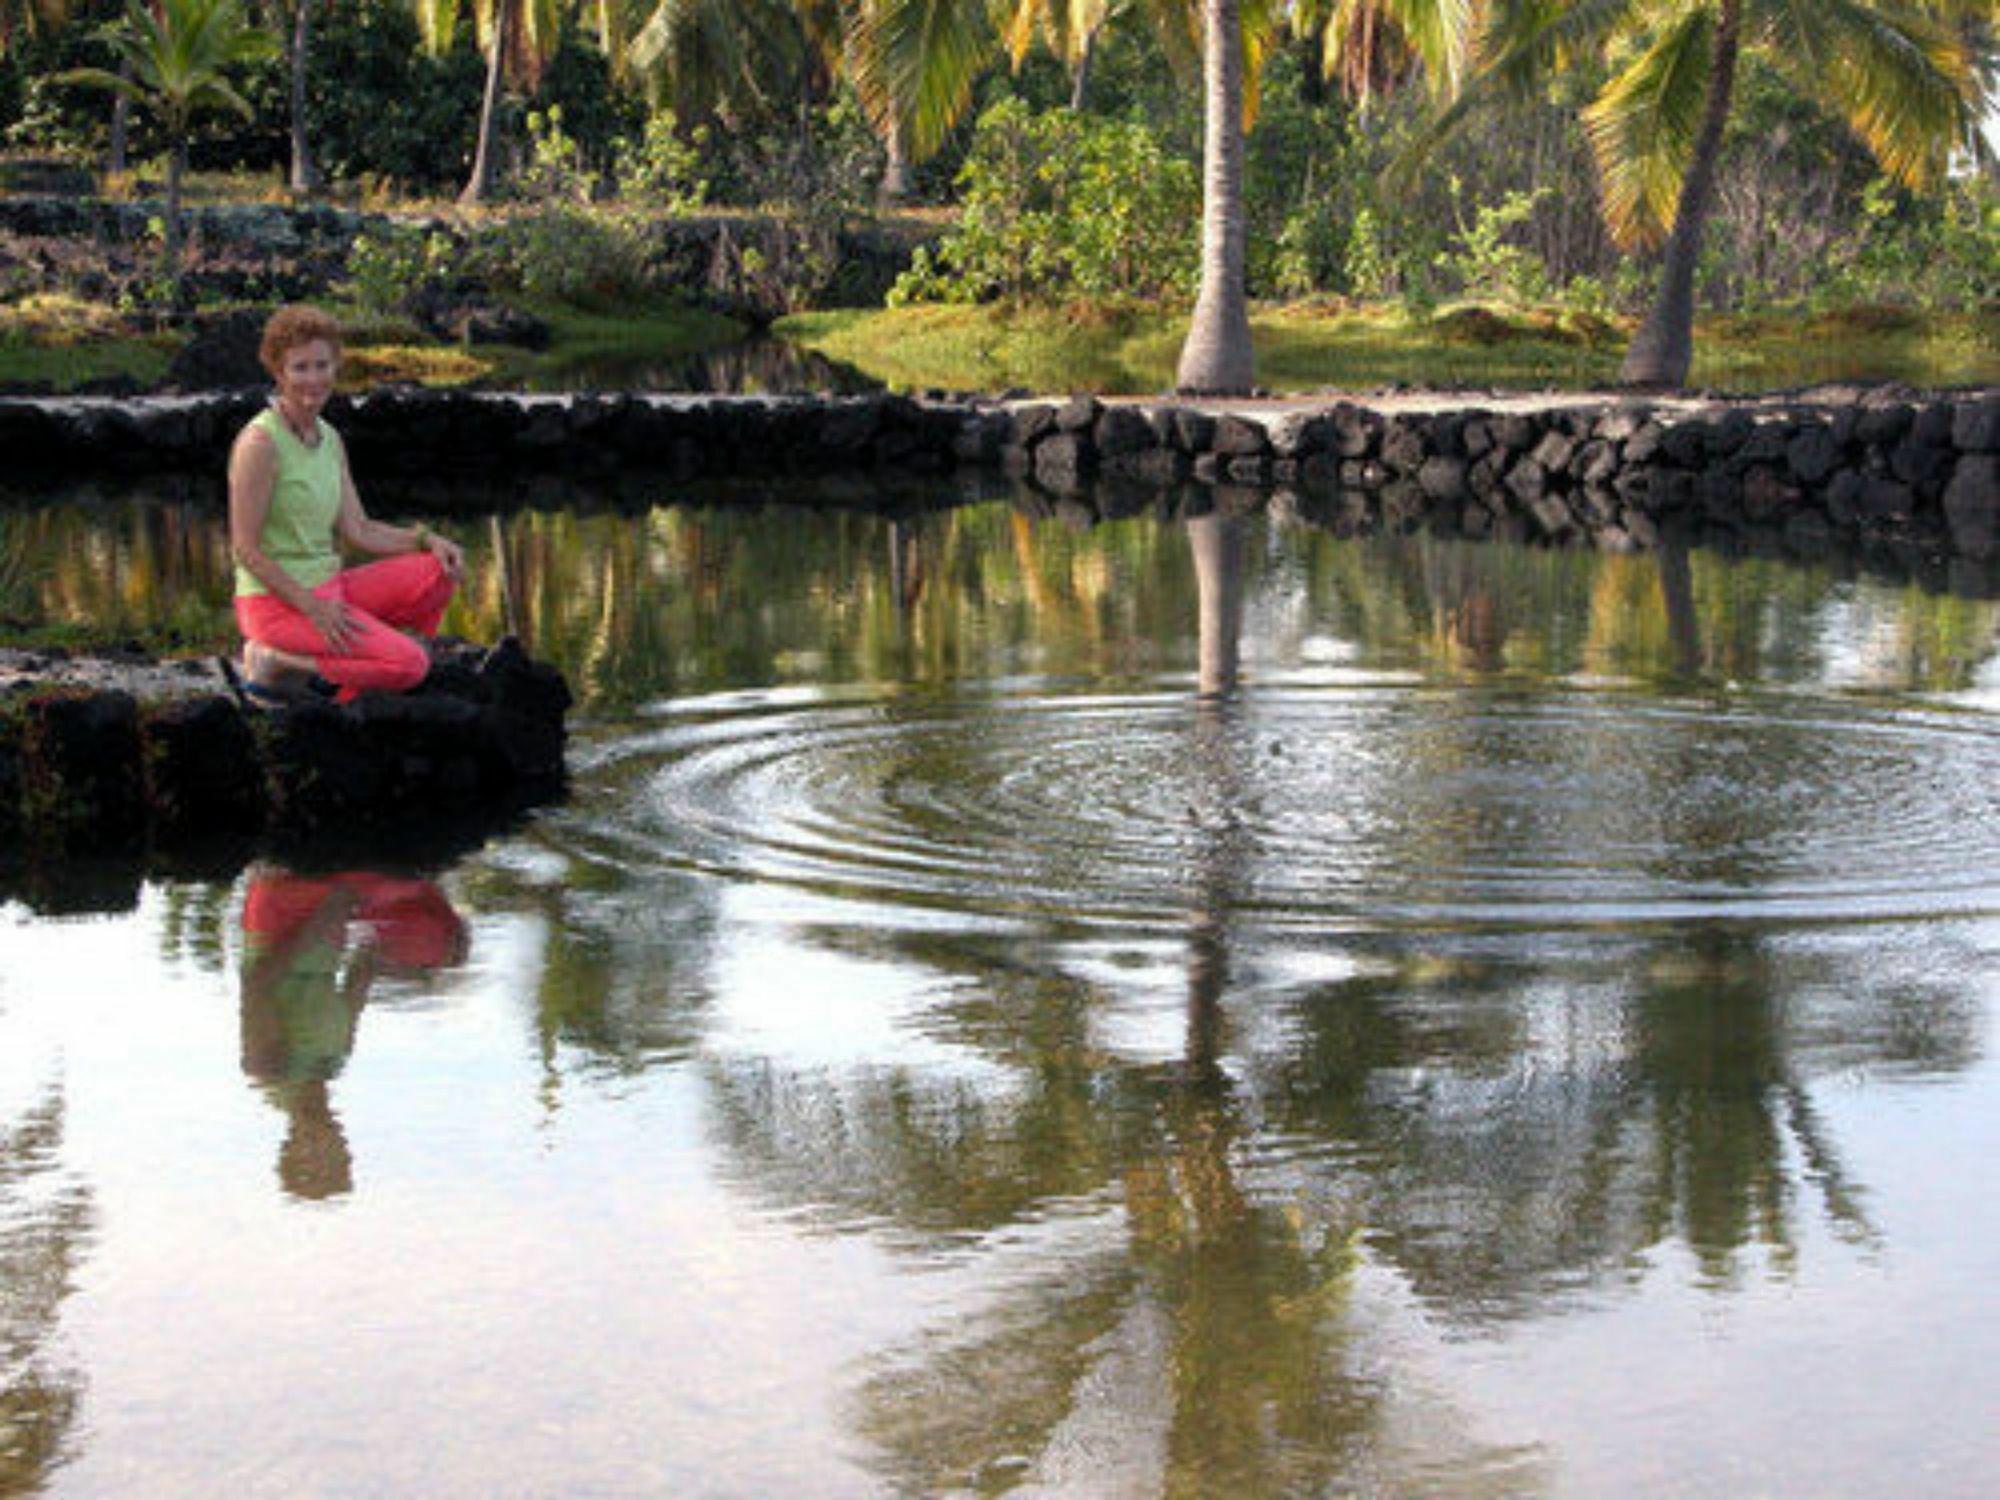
xmin=562 ymin=684 xmax=2000 ymax=930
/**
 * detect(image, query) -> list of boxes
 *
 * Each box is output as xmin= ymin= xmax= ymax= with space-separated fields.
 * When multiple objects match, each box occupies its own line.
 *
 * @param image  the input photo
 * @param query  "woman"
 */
xmin=230 ymin=304 xmax=466 ymax=702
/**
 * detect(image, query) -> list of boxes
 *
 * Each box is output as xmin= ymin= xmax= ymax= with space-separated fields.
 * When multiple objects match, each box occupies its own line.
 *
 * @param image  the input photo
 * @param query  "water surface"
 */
xmin=3 ymin=489 xmax=1998 ymax=1497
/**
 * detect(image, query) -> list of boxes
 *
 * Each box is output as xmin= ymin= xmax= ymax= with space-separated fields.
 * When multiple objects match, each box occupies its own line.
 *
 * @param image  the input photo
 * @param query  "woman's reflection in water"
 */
xmin=238 ymin=866 xmax=468 ymax=1199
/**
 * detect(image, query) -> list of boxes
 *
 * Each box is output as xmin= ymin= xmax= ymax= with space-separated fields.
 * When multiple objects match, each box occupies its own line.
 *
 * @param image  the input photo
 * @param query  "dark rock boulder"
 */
xmin=1212 ymin=415 xmax=1270 ymax=457
xmin=143 ymin=693 xmax=262 ymax=835
xmin=164 ymin=308 xmax=269 ymax=392
xmin=1094 ymin=405 xmax=1155 ymax=457
xmin=1943 ymin=455 xmax=1997 ymax=559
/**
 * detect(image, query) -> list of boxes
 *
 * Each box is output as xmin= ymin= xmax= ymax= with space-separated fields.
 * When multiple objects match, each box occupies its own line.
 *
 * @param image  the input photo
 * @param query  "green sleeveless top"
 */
xmin=234 ymin=407 xmax=343 ymax=598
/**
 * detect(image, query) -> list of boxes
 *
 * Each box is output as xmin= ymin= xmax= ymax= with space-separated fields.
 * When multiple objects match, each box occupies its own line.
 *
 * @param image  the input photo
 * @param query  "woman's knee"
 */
xmin=350 ymin=629 xmax=430 ymax=693
xmin=384 ymin=634 xmax=432 ymax=691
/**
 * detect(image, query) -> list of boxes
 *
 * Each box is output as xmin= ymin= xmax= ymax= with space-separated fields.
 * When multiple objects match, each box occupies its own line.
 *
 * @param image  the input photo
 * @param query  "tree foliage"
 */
xmin=892 ymin=95 xmax=1198 ymax=302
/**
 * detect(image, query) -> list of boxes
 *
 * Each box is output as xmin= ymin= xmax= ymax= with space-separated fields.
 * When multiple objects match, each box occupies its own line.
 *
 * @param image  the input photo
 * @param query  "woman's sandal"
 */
xmin=216 ymin=655 xmax=336 ymax=709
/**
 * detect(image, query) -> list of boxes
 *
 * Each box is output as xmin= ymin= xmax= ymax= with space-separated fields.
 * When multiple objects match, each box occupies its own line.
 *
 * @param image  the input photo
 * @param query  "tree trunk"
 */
xmin=1189 ymin=512 xmax=1244 ymax=698
xmin=877 ymin=126 xmax=914 ymax=207
xmin=1175 ymin=0 xmax=1255 ymax=395
xmin=107 ymin=60 xmax=132 ymax=176
xmin=1619 ymin=0 xmax=1743 ymax=388
xmin=1069 ymin=26 xmax=1100 ymax=112
xmin=288 ymin=0 xmax=322 ymax=194
xmin=1658 ymin=543 xmax=1700 ymax=678
xmin=163 ymin=135 xmax=186 ymax=280
xmin=460 ymin=0 xmax=514 ymax=206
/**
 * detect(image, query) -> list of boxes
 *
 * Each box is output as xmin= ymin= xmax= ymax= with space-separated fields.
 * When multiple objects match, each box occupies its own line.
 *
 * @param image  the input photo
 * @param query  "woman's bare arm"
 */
xmin=333 ymin=448 xmax=465 ymax=579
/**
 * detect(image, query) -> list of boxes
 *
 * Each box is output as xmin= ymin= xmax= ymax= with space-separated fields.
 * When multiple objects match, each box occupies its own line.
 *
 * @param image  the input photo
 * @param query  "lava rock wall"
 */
xmin=0 ymin=638 xmax=570 ymax=859
xmin=1 ymin=388 xmax=1992 ymax=569
xmin=997 ymin=394 xmax=1999 ymax=571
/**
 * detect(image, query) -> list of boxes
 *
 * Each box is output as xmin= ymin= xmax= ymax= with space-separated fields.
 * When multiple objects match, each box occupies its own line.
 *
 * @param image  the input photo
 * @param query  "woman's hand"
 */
xmin=425 ymin=530 xmax=466 ymax=583
xmin=304 ymin=593 xmax=358 ymax=652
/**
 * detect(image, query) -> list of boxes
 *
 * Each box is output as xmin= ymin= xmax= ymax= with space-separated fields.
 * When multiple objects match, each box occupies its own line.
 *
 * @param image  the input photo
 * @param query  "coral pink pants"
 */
xmin=236 ymin=553 xmax=455 ymax=703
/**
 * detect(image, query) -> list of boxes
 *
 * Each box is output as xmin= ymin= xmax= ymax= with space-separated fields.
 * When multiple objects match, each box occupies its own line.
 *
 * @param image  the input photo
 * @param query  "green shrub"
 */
xmin=469 ymin=207 xmax=656 ymax=307
xmin=344 ymin=226 xmax=459 ymax=313
xmin=1443 ymin=184 xmax=1554 ymax=308
xmin=1814 ymin=176 xmax=2000 ymax=313
xmin=614 ymin=110 xmax=708 ymax=212
xmin=891 ymin=99 xmax=1197 ymax=306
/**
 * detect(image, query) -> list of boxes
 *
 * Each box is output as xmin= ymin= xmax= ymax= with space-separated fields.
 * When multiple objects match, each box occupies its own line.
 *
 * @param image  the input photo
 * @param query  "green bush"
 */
xmin=1443 ymin=185 xmax=1554 ymax=307
xmin=1815 ymin=176 xmax=2000 ymax=313
xmin=614 ymin=110 xmax=709 ymax=212
xmin=344 ymin=226 xmax=459 ymax=312
xmin=890 ymin=99 xmax=1197 ymax=306
xmin=469 ymin=208 xmax=656 ymax=307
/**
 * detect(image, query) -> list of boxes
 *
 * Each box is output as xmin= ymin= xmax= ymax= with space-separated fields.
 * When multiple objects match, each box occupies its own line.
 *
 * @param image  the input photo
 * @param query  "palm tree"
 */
xmin=62 ymin=0 xmax=276 ymax=276
xmin=1177 ymin=0 xmax=1468 ymax=394
xmin=416 ymin=0 xmax=563 ymax=204
xmin=626 ymin=0 xmax=818 ymax=121
xmin=1175 ymin=0 xmax=1258 ymax=392
xmin=998 ymin=0 xmax=1183 ymax=111
xmin=846 ymin=0 xmax=998 ymax=202
xmin=461 ymin=0 xmax=518 ymax=202
xmin=1448 ymin=0 xmax=1988 ymax=387
xmin=1292 ymin=0 xmax=1477 ymax=104
xmin=283 ymin=0 xmax=322 ymax=192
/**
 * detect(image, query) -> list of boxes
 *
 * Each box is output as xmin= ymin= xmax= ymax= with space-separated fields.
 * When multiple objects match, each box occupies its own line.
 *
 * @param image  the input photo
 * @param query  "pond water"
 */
xmin=511 ymin=335 xmax=881 ymax=396
xmin=4 ymin=485 xmax=1999 ymax=1497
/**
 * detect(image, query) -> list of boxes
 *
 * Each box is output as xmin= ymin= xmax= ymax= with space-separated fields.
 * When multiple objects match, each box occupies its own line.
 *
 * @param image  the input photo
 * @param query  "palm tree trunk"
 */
xmin=108 ymin=59 xmax=133 ymax=177
xmin=1189 ymin=512 xmax=1244 ymax=697
xmin=1070 ymin=24 xmax=1100 ymax=112
xmin=288 ymin=0 xmax=322 ymax=194
xmin=164 ymin=135 xmax=186 ymax=280
xmin=460 ymin=0 xmax=515 ymax=206
xmin=1619 ymin=0 xmax=1743 ymax=388
xmin=1175 ymin=0 xmax=1255 ymax=395
xmin=878 ymin=125 xmax=914 ymax=207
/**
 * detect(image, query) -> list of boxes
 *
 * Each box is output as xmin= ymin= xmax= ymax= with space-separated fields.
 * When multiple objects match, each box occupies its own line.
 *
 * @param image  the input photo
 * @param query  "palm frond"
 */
xmin=412 ymin=0 xmax=459 ymax=55
xmin=1769 ymin=0 xmax=1980 ymax=188
xmin=1473 ymin=0 xmax=1641 ymax=94
xmin=850 ymin=0 xmax=998 ymax=160
xmin=1581 ymin=3 xmax=1713 ymax=247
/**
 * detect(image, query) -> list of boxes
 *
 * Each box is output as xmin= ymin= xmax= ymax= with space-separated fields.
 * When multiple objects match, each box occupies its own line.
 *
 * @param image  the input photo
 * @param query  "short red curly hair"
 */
xmin=259 ymin=304 xmax=343 ymax=377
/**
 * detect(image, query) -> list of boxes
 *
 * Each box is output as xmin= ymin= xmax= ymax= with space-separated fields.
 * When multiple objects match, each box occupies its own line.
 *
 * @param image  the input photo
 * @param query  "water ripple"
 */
xmin=565 ymin=685 xmax=2000 ymax=930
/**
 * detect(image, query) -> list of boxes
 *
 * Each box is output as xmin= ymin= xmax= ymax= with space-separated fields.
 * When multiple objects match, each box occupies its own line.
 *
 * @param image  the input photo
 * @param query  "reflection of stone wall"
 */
xmin=0 ymin=639 xmax=569 ymax=889
xmin=2 ymin=389 xmax=1993 ymax=572
xmin=1003 ymin=394 xmax=2000 ymax=577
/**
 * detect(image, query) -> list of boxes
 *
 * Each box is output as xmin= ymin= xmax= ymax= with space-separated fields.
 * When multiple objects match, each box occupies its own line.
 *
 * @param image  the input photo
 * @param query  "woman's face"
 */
xmin=275 ymin=338 xmax=337 ymax=414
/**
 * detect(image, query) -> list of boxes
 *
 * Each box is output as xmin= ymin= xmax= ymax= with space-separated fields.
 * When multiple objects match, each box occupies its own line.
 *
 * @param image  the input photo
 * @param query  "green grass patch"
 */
xmin=1687 ymin=306 xmax=1998 ymax=391
xmin=781 ymin=303 xmax=1167 ymax=393
xmin=339 ymin=343 xmax=494 ymax=387
xmin=0 ymin=295 xmax=177 ymax=389
xmin=782 ymin=299 xmax=2000 ymax=395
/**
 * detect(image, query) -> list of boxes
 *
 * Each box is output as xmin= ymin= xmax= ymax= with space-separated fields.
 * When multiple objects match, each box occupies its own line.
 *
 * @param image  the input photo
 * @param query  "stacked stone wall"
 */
xmin=0 ymin=638 xmax=570 ymax=859
xmin=2 ymin=388 xmax=1992 ymax=568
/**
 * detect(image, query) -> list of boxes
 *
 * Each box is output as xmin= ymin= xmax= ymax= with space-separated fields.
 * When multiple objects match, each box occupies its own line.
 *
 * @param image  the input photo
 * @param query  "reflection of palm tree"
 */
xmin=237 ymin=867 xmax=468 ymax=1199
xmin=0 ymin=1080 xmax=94 ymax=1497
xmin=722 ymin=540 xmax=1522 ymax=1490
xmin=1188 ymin=511 xmax=1244 ymax=698
xmin=1262 ymin=923 xmax=1932 ymax=1315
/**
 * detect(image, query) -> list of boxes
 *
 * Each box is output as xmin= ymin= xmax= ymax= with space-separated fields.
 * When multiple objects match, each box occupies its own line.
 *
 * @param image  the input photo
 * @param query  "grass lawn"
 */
xmin=781 ymin=300 xmax=2000 ymax=396
xmin=5 ymin=286 xmax=1991 ymax=397
xmin=0 ymin=293 xmax=178 ymax=388
xmin=0 ymin=295 xmax=749 ymax=392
